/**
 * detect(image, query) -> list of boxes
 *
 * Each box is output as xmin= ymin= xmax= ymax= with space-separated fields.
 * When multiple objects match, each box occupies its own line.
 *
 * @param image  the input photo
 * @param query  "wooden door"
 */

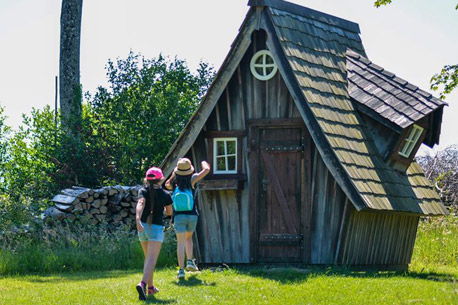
xmin=254 ymin=126 xmax=306 ymax=263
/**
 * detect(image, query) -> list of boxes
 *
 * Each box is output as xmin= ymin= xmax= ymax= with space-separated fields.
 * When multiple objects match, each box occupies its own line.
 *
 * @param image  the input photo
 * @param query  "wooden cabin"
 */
xmin=161 ymin=0 xmax=448 ymax=268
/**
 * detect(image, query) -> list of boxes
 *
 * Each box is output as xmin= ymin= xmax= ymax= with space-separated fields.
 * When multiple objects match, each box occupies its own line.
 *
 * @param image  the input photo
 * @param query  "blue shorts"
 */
xmin=138 ymin=223 xmax=164 ymax=242
xmin=174 ymin=215 xmax=198 ymax=233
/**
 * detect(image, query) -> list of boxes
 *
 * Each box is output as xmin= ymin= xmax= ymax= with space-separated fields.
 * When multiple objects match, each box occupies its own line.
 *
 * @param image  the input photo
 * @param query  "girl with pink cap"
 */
xmin=135 ymin=166 xmax=173 ymax=300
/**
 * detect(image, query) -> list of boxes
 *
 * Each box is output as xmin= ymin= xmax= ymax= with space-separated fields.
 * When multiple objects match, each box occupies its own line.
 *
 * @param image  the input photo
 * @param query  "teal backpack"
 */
xmin=172 ymin=187 xmax=194 ymax=212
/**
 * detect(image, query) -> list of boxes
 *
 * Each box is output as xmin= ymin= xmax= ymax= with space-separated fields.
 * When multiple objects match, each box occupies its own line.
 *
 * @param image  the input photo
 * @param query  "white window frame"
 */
xmin=213 ymin=137 xmax=238 ymax=174
xmin=250 ymin=50 xmax=278 ymax=81
xmin=399 ymin=124 xmax=424 ymax=158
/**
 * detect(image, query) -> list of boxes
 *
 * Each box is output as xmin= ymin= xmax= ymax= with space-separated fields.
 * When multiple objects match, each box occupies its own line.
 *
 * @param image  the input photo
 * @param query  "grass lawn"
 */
xmin=0 ymin=266 xmax=457 ymax=305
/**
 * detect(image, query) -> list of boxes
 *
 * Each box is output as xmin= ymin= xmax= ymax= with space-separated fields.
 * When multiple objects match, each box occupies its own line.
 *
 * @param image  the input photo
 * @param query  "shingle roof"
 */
xmin=347 ymin=50 xmax=447 ymax=131
xmin=267 ymin=5 xmax=447 ymax=215
xmin=161 ymin=0 xmax=447 ymax=216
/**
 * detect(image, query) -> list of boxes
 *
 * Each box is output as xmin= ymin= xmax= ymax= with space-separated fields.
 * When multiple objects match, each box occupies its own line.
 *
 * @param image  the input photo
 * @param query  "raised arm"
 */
xmin=165 ymin=172 xmax=176 ymax=190
xmin=191 ymin=161 xmax=211 ymax=189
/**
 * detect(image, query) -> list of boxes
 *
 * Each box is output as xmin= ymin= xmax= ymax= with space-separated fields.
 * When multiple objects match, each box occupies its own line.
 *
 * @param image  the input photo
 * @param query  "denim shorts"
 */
xmin=174 ymin=214 xmax=198 ymax=233
xmin=138 ymin=223 xmax=164 ymax=242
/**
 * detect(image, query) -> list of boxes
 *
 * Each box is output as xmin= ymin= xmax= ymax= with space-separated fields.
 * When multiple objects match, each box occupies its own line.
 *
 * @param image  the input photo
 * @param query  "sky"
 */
xmin=0 ymin=0 xmax=457 ymax=156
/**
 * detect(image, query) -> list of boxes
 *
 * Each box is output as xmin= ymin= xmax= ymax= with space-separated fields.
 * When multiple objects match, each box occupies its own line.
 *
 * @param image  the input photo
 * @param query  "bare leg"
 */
xmin=140 ymin=241 xmax=153 ymax=287
xmin=185 ymin=231 xmax=194 ymax=260
xmin=141 ymin=241 xmax=162 ymax=286
xmin=176 ymin=232 xmax=186 ymax=270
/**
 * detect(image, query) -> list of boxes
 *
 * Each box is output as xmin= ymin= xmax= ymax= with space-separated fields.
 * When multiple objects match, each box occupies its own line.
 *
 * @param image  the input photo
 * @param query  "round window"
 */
xmin=250 ymin=50 xmax=278 ymax=81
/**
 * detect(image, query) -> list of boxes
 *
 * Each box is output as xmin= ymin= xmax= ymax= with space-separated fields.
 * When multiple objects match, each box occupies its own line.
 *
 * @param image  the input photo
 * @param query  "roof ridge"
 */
xmin=248 ymin=0 xmax=360 ymax=33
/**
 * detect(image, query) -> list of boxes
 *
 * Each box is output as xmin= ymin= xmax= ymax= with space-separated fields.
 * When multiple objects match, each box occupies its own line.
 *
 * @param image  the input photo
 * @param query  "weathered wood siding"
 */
xmin=339 ymin=210 xmax=419 ymax=265
xmin=187 ymin=132 xmax=250 ymax=263
xmin=310 ymin=146 xmax=349 ymax=264
xmin=309 ymin=146 xmax=419 ymax=266
xmin=188 ymin=30 xmax=302 ymax=263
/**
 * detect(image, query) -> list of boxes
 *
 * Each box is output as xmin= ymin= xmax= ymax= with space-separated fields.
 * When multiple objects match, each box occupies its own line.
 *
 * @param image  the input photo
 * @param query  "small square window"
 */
xmin=213 ymin=138 xmax=238 ymax=174
xmin=399 ymin=124 xmax=424 ymax=158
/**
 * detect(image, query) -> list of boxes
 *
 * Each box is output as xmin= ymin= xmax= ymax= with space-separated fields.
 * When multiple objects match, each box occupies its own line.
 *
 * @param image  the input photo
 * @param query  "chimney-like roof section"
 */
xmin=248 ymin=0 xmax=360 ymax=33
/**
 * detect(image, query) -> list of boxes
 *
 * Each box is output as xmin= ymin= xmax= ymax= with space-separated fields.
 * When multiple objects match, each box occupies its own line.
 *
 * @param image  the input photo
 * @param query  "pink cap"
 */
xmin=145 ymin=167 xmax=164 ymax=180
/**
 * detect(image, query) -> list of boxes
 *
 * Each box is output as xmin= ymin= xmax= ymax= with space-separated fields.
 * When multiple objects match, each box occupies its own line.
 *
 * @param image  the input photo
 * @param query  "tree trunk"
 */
xmin=59 ymin=0 xmax=83 ymax=130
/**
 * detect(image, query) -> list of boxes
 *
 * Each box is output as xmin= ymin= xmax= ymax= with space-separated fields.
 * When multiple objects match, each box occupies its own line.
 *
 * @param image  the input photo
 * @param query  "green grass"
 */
xmin=0 ymin=224 xmax=177 ymax=275
xmin=411 ymin=214 xmax=458 ymax=269
xmin=0 ymin=214 xmax=457 ymax=304
xmin=0 ymin=267 xmax=457 ymax=305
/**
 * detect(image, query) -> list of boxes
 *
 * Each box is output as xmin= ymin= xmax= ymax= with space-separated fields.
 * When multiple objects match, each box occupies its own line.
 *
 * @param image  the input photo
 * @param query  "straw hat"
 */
xmin=174 ymin=158 xmax=194 ymax=176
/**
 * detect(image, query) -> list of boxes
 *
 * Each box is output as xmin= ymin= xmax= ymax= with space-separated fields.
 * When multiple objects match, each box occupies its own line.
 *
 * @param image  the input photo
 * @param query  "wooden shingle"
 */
xmin=268 ymin=9 xmax=446 ymax=215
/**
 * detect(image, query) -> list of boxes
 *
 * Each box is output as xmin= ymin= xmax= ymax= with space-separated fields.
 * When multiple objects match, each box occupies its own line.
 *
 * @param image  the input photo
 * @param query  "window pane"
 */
xmin=216 ymin=157 xmax=226 ymax=171
xmin=228 ymin=156 xmax=236 ymax=171
xmin=412 ymin=127 xmax=422 ymax=141
xmin=227 ymin=140 xmax=236 ymax=155
xmin=217 ymin=141 xmax=225 ymax=156
xmin=255 ymin=67 xmax=263 ymax=75
xmin=266 ymin=56 xmax=274 ymax=64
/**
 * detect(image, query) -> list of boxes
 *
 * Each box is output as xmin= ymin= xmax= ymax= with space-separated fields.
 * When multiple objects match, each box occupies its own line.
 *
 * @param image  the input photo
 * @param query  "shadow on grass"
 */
xmin=218 ymin=265 xmax=458 ymax=285
xmin=172 ymin=274 xmax=216 ymax=287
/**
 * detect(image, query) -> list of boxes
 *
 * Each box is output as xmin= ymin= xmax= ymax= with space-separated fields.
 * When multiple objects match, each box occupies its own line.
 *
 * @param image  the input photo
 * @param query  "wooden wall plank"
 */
xmin=226 ymin=89 xmax=232 ymax=130
xmin=340 ymin=211 xmax=420 ymax=266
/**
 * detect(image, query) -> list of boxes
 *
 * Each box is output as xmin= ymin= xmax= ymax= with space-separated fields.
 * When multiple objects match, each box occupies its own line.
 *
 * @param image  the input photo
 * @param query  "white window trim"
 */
xmin=399 ymin=124 xmax=424 ymax=158
xmin=213 ymin=137 xmax=238 ymax=174
xmin=250 ymin=50 xmax=278 ymax=81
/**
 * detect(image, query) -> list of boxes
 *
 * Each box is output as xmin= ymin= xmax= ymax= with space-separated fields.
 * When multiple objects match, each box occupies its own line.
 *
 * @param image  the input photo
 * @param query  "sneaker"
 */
xmin=186 ymin=259 xmax=199 ymax=272
xmin=177 ymin=268 xmax=185 ymax=280
xmin=136 ymin=281 xmax=147 ymax=301
xmin=148 ymin=285 xmax=159 ymax=296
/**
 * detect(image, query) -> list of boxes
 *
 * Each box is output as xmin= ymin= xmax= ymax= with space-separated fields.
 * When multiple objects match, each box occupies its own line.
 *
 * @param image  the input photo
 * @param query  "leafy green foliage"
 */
xmin=0 ymin=106 xmax=10 ymax=186
xmin=375 ymin=0 xmax=458 ymax=9
xmin=374 ymin=0 xmax=392 ymax=7
xmin=1 ymin=106 xmax=61 ymax=202
xmin=431 ymin=64 xmax=458 ymax=99
xmin=87 ymin=52 xmax=214 ymax=184
xmin=0 ymin=52 xmax=213 ymax=205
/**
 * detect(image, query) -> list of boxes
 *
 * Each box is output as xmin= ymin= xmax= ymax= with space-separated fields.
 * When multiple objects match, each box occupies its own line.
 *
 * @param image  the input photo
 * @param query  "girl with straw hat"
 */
xmin=165 ymin=158 xmax=210 ymax=279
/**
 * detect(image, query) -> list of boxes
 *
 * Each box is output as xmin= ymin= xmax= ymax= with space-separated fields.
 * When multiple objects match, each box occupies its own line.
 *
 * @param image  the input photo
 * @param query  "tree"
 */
xmin=417 ymin=145 xmax=458 ymax=210
xmin=374 ymin=1 xmax=458 ymax=99
xmin=0 ymin=53 xmax=214 ymax=205
xmin=59 ymin=0 xmax=83 ymax=130
xmin=0 ymin=106 xmax=11 ymax=189
xmin=87 ymin=52 xmax=214 ymax=184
